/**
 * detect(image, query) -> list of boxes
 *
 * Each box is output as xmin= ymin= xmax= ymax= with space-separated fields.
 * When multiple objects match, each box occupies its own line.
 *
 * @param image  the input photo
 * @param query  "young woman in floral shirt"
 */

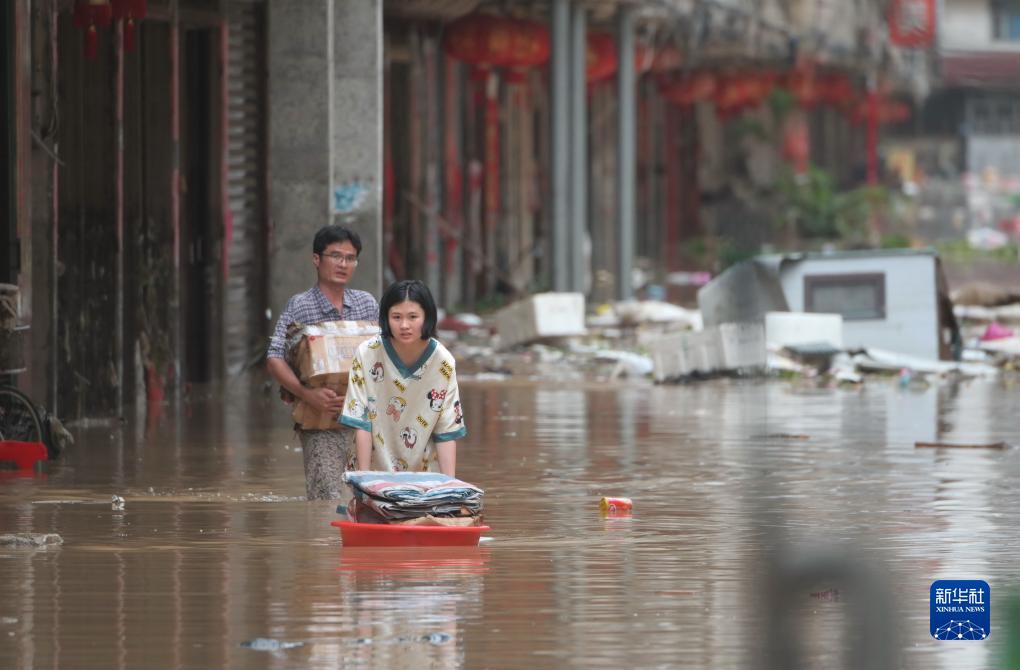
xmin=340 ymin=280 xmax=466 ymax=475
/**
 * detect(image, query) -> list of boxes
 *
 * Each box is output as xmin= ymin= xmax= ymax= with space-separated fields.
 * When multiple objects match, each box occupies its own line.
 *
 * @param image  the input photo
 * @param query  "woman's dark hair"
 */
xmin=379 ymin=280 xmax=437 ymax=341
xmin=312 ymin=224 xmax=362 ymax=255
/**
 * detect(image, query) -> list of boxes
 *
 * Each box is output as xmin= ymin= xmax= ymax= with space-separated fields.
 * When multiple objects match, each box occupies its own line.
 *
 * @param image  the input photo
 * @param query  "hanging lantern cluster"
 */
xmin=713 ymin=73 xmax=778 ymax=118
xmin=657 ymin=71 xmax=717 ymax=106
xmin=73 ymin=0 xmax=147 ymax=60
xmin=636 ymin=44 xmax=684 ymax=74
xmin=444 ymin=13 xmax=550 ymax=83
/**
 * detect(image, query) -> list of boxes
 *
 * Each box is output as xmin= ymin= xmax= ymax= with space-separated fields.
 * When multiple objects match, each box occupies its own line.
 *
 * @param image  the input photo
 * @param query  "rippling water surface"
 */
xmin=1 ymin=376 xmax=1018 ymax=668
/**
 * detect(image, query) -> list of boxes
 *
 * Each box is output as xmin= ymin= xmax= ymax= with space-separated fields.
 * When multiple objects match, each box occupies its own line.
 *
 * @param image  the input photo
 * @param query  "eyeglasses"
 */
xmin=319 ymin=252 xmax=359 ymax=266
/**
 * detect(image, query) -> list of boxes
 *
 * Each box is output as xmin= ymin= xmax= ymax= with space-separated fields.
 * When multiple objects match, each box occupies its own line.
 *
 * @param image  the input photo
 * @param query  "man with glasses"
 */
xmin=267 ymin=224 xmax=379 ymax=500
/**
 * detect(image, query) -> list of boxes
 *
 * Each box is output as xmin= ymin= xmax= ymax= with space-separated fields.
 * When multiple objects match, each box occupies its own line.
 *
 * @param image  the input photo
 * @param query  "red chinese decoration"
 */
xmin=636 ymin=44 xmax=684 ymax=74
xmin=819 ymin=74 xmax=855 ymax=107
xmin=889 ymin=0 xmax=935 ymax=47
xmin=444 ymin=13 xmax=550 ymax=80
xmin=851 ymin=97 xmax=911 ymax=125
xmin=586 ymin=33 xmax=617 ymax=83
xmin=709 ymin=72 xmax=776 ymax=118
xmin=782 ymin=114 xmax=810 ymax=174
xmin=112 ymin=0 xmax=147 ymax=52
xmin=73 ymin=0 xmax=112 ymax=60
xmin=784 ymin=67 xmax=820 ymax=107
xmin=658 ymin=71 xmax=716 ymax=106
xmin=851 ymin=91 xmax=912 ymax=184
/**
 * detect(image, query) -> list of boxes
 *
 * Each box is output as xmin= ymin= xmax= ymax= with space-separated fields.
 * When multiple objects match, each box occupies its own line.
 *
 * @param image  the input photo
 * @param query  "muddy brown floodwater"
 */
xmin=1 ymin=375 xmax=1019 ymax=668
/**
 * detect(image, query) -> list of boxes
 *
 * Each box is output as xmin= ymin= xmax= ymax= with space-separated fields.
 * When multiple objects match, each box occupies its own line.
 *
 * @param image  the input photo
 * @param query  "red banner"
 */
xmin=889 ymin=0 xmax=935 ymax=47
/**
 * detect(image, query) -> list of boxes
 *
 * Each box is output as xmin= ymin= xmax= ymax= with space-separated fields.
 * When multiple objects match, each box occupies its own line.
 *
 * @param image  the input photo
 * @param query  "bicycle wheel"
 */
xmin=0 ymin=386 xmax=44 ymax=444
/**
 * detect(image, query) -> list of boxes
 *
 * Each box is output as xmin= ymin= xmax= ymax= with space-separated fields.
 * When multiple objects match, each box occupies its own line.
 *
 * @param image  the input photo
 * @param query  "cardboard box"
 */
xmin=288 ymin=320 xmax=380 ymax=429
xmin=292 ymin=398 xmax=342 ymax=430
xmin=293 ymin=320 xmax=380 ymax=385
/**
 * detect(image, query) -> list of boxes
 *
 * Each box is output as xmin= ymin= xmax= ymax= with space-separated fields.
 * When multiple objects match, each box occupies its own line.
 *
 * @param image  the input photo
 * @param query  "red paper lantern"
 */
xmin=785 ymin=67 xmax=820 ymax=107
xmin=713 ymin=73 xmax=773 ymax=116
xmin=889 ymin=0 xmax=935 ymax=47
xmin=820 ymin=74 xmax=855 ymax=106
xmin=635 ymin=44 xmax=683 ymax=74
xmin=444 ymin=14 xmax=549 ymax=70
xmin=112 ymin=0 xmax=147 ymax=52
xmin=735 ymin=73 xmax=774 ymax=110
xmin=658 ymin=71 xmax=716 ymax=106
xmin=713 ymin=75 xmax=744 ymax=113
xmin=586 ymin=33 xmax=617 ymax=83
xmin=73 ymin=0 xmax=113 ymax=60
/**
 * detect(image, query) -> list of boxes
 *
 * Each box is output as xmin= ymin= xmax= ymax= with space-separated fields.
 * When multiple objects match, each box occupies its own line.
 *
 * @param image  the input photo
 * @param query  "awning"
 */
xmin=941 ymin=50 xmax=1020 ymax=88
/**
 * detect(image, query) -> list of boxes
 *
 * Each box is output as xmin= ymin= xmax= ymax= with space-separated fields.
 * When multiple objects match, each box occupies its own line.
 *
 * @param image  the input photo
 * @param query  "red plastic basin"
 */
xmin=0 ymin=440 xmax=48 ymax=470
xmin=331 ymin=520 xmax=490 ymax=547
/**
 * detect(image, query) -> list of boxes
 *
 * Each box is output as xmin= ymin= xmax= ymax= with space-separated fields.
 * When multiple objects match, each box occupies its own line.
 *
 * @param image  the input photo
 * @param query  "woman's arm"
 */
xmin=435 ymin=441 xmax=456 ymax=477
xmin=355 ymin=429 xmax=373 ymax=471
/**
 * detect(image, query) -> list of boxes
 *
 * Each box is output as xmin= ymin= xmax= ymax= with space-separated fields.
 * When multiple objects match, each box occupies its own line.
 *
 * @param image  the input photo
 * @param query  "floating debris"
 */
xmin=240 ymin=637 xmax=305 ymax=652
xmin=810 ymin=589 xmax=841 ymax=602
xmin=599 ymin=497 xmax=633 ymax=513
xmin=0 ymin=533 xmax=63 ymax=547
xmin=915 ymin=441 xmax=1010 ymax=450
xmin=111 ymin=495 xmax=125 ymax=511
xmin=421 ymin=632 xmax=453 ymax=645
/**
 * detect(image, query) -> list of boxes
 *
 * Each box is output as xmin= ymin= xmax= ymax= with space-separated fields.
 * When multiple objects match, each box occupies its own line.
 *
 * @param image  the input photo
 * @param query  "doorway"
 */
xmin=1 ymin=1 xmax=14 ymax=284
xmin=179 ymin=28 xmax=220 ymax=383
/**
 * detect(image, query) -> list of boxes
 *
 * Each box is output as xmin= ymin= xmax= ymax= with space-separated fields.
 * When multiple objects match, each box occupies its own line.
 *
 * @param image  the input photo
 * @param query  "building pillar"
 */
xmin=569 ymin=3 xmax=587 ymax=294
xmin=615 ymin=6 xmax=636 ymax=301
xmin=550 ymin=0 xmax=571 ymax=293
xmin=268 ymin=0 xmax=383 ymax=312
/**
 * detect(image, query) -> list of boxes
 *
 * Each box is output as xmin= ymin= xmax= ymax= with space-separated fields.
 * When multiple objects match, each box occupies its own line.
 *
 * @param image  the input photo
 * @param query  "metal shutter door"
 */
xmin=225 ymin=0 xmax=267 ymax=375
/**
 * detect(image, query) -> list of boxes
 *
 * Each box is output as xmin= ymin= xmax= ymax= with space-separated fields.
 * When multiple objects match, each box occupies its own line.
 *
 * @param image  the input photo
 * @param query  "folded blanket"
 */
xmin=343 ymin=471 xmax=484 ymax=520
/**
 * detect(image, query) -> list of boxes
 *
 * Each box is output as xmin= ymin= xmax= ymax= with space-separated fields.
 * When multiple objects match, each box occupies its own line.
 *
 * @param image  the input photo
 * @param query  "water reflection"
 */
xmin=0 ymin=375 xmax=1018 ymax=668
xmin=331 ymin=548 xmax=489 ymax=668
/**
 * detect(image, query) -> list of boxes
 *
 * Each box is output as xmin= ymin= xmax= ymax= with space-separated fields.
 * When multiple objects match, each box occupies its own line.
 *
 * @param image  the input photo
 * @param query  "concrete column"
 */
xmin=569 ymin=3 xmax=587 ymax=294
xmin=268 ymin=0 xmax=383 ymax=313
xmin=615 ymin=6 xmax=636 ymax=301
xmin=550 ymin=0 xmax=571 ymax=293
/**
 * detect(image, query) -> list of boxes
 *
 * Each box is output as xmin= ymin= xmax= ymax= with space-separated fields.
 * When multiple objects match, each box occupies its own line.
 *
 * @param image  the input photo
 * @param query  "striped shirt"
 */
xmin=266 ymin=285 xmax=379 ymax=359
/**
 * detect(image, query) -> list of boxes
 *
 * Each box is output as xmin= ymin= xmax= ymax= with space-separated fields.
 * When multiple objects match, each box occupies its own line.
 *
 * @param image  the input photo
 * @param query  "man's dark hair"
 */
xmin=379 ymin=280 xmax=438 ymax=341
xmin=312 ymin=225 xmax=363 ymax=256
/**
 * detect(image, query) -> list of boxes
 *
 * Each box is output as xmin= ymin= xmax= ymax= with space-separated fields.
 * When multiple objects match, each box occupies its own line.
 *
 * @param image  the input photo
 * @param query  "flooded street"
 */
xmin=2 ymin=375 xmax=1019 ymax=668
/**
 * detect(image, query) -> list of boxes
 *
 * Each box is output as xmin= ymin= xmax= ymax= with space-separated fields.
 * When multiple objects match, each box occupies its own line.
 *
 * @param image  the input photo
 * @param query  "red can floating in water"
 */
xmin=599 ymin=497 xmax=633 ymax=513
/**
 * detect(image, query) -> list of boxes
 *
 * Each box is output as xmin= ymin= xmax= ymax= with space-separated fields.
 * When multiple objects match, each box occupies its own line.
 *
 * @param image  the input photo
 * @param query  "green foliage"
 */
xmin=767 ymin=88 xmax=796 ymax=122
xmin=936 ymin=239 xmax=1020 ymax=264
xmin=880 ymin=233 xmax=912 ymax=249
xmin=730 ymin=117 xmax=768 ymax=142
xmin=776 ymin=166 xmax=888 ymax=241
xmin=718 ymin=239 xmax=757 ymax=270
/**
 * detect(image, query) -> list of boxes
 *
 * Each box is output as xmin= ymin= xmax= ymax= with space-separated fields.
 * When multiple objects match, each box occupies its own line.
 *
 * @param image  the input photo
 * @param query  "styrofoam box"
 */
xmin=495 ymin=292 xmax=587 ymax=350
xmin=764 ymin=312 xmax=844 ymax=350
xmin=719 ymin=322 xmax=767 ymax=370
xmin=684 ymin=328 xmax=722 ymax=374
xmin=646 ymin=332 xmax=691 ymax=381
